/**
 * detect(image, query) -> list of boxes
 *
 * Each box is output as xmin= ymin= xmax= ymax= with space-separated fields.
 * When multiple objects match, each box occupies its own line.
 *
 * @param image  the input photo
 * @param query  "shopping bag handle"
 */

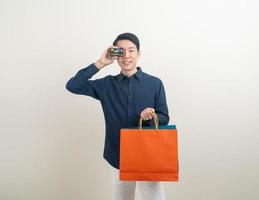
xmin=138 ymin=112 xmax=159 ymax=131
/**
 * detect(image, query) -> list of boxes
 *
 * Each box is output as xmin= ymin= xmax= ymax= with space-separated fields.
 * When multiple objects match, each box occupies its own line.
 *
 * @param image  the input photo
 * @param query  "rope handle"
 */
xmin=138 ymin=112 xmax=159 ymax=131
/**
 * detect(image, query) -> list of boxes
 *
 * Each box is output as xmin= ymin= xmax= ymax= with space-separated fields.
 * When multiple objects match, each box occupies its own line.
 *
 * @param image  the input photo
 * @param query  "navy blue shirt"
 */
xmin=66 ymin=63 xmax=170 ymax=169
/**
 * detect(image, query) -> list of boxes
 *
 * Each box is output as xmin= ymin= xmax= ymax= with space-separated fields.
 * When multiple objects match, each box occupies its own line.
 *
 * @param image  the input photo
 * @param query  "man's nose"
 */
xmin=123 ymin=50 xmax=130 ymax=58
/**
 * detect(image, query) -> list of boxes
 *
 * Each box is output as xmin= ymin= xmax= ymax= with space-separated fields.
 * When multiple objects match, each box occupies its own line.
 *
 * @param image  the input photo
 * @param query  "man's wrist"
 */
xmin=95 ymin=61 xmax=105 ymax=69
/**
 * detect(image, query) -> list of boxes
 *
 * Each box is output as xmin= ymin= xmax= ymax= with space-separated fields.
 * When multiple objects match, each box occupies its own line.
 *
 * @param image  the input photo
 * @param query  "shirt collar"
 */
xmin=117 ymin=67 xmax=143 ymax=82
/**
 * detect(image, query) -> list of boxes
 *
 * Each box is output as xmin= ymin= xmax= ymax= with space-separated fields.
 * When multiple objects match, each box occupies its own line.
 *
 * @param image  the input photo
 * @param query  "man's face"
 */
xmin=115 ymin=40 xmax=140 ymax=72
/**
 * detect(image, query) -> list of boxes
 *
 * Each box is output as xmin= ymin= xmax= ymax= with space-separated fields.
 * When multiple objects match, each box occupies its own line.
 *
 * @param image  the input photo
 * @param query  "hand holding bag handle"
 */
xmin=138 ymin=112 xmax=159 ymax=132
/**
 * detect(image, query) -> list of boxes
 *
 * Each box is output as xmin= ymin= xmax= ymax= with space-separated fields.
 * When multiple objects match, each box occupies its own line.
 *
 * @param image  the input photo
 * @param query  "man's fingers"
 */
xmin=146 ymin=108 xmax=155 ymax=118
xmin=141 ymin=113 xmax=148 ymax=121
xmin=141 ymin=113 xmax=152 ymax=120
xmin=146 ymin=113 xmax=152 ymax=119
xmin=140 ymin=108 xmax=155 ymax=121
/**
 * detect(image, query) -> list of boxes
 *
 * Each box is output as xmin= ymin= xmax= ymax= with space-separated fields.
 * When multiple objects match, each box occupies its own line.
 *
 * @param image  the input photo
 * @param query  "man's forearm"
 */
xmin=66 ymin=63 xmax=100 ymax=93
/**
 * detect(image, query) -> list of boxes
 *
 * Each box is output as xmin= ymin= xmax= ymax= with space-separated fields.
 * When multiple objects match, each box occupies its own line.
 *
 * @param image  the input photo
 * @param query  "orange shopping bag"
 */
xmin=119 ymin=113 xmax=179 ymax=181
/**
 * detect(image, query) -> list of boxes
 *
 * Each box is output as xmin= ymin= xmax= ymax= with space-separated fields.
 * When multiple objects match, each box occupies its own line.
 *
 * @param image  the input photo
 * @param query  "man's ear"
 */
xmin=137 ymin=50 xmax=141 ymax=58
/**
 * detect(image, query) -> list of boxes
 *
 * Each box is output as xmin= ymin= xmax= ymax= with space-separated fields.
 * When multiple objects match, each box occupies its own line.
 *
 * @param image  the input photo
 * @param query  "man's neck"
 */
xmin=121 ymin=67 xmax=138 ymax=77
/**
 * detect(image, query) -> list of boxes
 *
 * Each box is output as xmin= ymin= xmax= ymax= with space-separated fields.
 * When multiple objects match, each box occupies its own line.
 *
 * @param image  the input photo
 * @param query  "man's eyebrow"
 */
xmin=128 ymin=47 xmax=136 ymax=49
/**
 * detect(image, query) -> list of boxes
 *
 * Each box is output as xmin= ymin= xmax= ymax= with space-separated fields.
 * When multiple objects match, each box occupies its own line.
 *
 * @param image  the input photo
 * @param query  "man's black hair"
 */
xmin=113 ymin=32 xmax=140 ymax=51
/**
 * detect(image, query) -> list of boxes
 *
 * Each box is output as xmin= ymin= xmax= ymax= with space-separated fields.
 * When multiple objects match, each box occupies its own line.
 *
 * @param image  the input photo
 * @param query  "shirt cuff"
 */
xmin=91 ymin=62 xmax=101 ymax=72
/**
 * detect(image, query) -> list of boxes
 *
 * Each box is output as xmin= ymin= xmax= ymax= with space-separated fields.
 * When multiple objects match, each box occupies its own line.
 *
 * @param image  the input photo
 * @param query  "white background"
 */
xmin=1 ymin=0 xmax=259 ymax=199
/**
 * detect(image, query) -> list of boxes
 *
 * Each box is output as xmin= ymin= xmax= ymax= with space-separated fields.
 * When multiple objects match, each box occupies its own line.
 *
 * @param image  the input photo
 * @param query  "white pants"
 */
xmin=111 ymin=168 xmax=166 ymax=200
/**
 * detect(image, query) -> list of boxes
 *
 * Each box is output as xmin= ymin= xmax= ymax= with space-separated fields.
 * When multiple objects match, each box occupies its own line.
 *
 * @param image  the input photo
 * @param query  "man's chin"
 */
xmin=121 ymin=64 xmax=136 ymax=71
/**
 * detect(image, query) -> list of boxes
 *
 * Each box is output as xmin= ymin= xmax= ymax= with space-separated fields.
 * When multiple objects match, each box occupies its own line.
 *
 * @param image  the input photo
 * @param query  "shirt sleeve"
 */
xmin=65 ymin=63 xmax=105 ymax=101
xmin=155 ymin=80 xmax=170 ymax=125
xmin=143 ymin=80 xmax=170 ymax=126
